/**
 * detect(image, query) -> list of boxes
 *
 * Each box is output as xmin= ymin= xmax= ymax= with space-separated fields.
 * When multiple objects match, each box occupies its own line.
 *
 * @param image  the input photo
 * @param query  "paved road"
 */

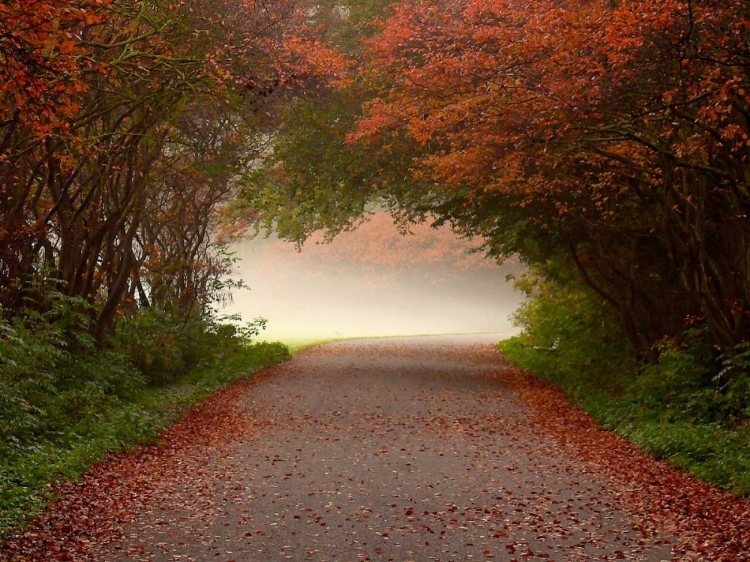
xmin=107 ymin=335 xmax=675 ymax=561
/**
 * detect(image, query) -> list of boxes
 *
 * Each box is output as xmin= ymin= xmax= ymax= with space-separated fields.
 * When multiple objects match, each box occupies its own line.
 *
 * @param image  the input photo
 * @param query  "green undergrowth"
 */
xmin=500 ymin=276 xmax=750 ymax=496
xmin=0 ymin=308 xmax=290 ymax=540
xmin=283 ymin=338 xmax=340 ymax=355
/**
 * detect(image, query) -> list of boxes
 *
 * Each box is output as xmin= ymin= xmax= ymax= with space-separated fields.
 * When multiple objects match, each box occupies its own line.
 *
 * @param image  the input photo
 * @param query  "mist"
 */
xmin=221 ymin=216 xmax=526 ymax=343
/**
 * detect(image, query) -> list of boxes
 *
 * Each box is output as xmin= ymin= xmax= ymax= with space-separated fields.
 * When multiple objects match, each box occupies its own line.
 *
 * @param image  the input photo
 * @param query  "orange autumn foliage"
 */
xmin=0 ymin=0 xmax=348 ymax=339
xmin=347 ymin=0 xmax=750 ymax=356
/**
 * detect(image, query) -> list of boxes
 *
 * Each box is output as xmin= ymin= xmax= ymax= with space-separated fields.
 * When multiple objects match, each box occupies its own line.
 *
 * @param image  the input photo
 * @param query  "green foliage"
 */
xmin=238 ymin=85 xmax=414 ymax=245
xmin=116 ymin=308 xmax=194 ymax=385
xmin=234 ymin=0 xmax=428 ymax=246
xmin=115 ymin=284 xmax=270 ymax=384
xmin=506 ymin=269 xmax=635 ymax=398
xmin=0 ymin=295 xmax=289 ymax=538
xmin=501 ymin=274 xmax=750 ymax=496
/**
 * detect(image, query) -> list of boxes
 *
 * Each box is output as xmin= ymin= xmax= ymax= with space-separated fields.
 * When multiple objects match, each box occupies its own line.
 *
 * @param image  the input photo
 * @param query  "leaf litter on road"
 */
xmin=1 ymin=335 xmax=747 ymax=561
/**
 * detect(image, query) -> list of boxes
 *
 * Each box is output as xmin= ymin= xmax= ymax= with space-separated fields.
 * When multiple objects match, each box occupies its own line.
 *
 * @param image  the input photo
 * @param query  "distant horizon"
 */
xmin=221 ymin=222 xmax=525 ymax=343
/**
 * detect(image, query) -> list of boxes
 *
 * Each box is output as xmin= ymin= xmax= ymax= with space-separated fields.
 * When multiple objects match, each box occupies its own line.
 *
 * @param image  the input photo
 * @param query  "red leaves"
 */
xmin=0 ymin=0 xmax=110 ymax=134
xmin=3 ymin=337 xmax=749 ymax=561
xmin=0 ymin=0 xmax=351 ymax=335
xmin=351 ymin=0 xmax=749 ymax=207
xmin=347 ymin=0 xmax=750 ymax=360
xmin=0 ymin=368 xmax=269 ymax=561
xmin=503 ymin=365 xmax=750 ymax=562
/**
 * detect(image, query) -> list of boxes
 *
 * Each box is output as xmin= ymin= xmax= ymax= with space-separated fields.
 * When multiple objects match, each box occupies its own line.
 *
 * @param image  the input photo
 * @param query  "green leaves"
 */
xmin=0 ymin=306 xmax=290 ymax=539
xmin=338 ymin=0 xmax=750 ymax=359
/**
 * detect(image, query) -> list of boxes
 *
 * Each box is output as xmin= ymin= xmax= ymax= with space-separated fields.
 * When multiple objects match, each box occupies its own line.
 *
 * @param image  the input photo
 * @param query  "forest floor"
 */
xmin=2 ymin=334 xmax=748 ymax=561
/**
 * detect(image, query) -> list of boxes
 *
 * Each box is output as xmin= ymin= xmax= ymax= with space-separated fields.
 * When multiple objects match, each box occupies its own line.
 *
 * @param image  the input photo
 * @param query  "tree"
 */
xmin=0 ymin=0 xmax=108 ymax=310
xmin=343 ymin=0 xmax=750 ymax=361
xmin=0 ymin=0 xmax=348 ymax=342
xmin=233 ymin=0 xmax=421 ymax=245
xmin=240 ymin=0 xmax=750 ymax=365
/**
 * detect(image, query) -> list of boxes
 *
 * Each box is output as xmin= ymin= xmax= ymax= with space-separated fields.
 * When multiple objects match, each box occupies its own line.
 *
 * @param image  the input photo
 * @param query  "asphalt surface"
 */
xmin=109 ymin=335 xmax=676 ymax=561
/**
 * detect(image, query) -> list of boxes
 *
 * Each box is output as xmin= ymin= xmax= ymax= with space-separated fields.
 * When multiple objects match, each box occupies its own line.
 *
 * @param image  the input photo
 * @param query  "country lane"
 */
xmin=9 ymin=334 xmax=746 ymax=561
xmin=109 ymin=335 xmax=676 ymax=561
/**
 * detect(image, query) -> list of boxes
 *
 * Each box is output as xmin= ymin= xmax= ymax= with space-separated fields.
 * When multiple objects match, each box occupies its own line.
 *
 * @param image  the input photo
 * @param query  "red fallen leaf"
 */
xmin=504 ymin=365 xmax=750 ymax=562
xmin=3 ymin=341 xmax=750 ymax=562
xmin=483 ymin=550 xmax=494 ymax=558
xmin=615 ymin=552 xmax=626 ymax=559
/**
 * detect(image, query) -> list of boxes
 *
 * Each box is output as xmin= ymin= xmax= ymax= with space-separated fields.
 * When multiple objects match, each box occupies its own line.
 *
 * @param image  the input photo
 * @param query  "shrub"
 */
xmin=508 ymin=271 xmax=635 ymax=396
xmin=0 ymin=305 xmax=288 ymax=538
xmin=501 ymin=272 xmax=750 ymax=495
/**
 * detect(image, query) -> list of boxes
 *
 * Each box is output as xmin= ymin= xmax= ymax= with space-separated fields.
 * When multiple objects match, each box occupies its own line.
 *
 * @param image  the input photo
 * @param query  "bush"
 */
xmin=115 ymin=305 xmax=270 ymax=386
xmin=501 ymin=272 xmax=750 ymax=496
xmin=507 ymin=271 xmax=635 ymax=396
xmin=0 ymin=288 xmax=288 ymax=538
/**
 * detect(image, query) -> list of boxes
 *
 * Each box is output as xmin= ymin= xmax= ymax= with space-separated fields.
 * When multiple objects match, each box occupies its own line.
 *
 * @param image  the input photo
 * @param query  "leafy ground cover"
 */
xmin=497 ymin=363 xmax=750 ymax=561
xmin=1 ymin=335 xmax=748 ymax=561
xmin=500 ymin=276 xmax=750 ymax=497
xmin=0 ymin=310 xmax=289 ymax=540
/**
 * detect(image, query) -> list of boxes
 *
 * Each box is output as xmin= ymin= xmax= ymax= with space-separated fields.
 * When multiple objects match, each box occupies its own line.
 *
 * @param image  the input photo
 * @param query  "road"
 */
xmin=105 ymin=335 xmax=676 ymax=561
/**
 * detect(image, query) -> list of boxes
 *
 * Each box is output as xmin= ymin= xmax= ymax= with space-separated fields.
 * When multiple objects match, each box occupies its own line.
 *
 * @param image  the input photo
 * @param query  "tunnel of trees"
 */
xmin=4 ymin=0 xmax=748 ymax=376
xmin=0 ymin=0 xmax=749 ymax=531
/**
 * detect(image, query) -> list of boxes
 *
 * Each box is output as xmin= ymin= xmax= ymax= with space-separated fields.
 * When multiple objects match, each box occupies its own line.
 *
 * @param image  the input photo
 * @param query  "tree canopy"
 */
xmin=243 ymin=0 xmax=750 ymax=366
xmin=0 ymin=0 xmax=345 ymax=340
xmin=3 ymin=0 xmax=749 ymax=368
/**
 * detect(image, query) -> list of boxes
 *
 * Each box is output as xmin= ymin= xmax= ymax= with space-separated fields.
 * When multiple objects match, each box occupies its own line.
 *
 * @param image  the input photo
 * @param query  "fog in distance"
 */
xmin=222 ymin=214 xmax=525 ymax=343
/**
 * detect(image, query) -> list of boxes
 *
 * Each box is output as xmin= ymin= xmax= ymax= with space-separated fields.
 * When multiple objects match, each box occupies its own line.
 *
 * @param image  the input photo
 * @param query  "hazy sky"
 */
xmin=221 ymin=216 xmax=525 ymax=343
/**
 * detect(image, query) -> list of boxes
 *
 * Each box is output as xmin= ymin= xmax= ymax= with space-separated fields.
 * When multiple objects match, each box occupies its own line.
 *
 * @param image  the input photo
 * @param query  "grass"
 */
xmin=500 ymin=336 xmax=750 ymax=496
xmin=0 ymin=340 xmax=289 ymax=540
xmin=282 ymin=337 xmax=341 ymax=354
xmin=280 ymin=330 xmax=518 ymax=355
